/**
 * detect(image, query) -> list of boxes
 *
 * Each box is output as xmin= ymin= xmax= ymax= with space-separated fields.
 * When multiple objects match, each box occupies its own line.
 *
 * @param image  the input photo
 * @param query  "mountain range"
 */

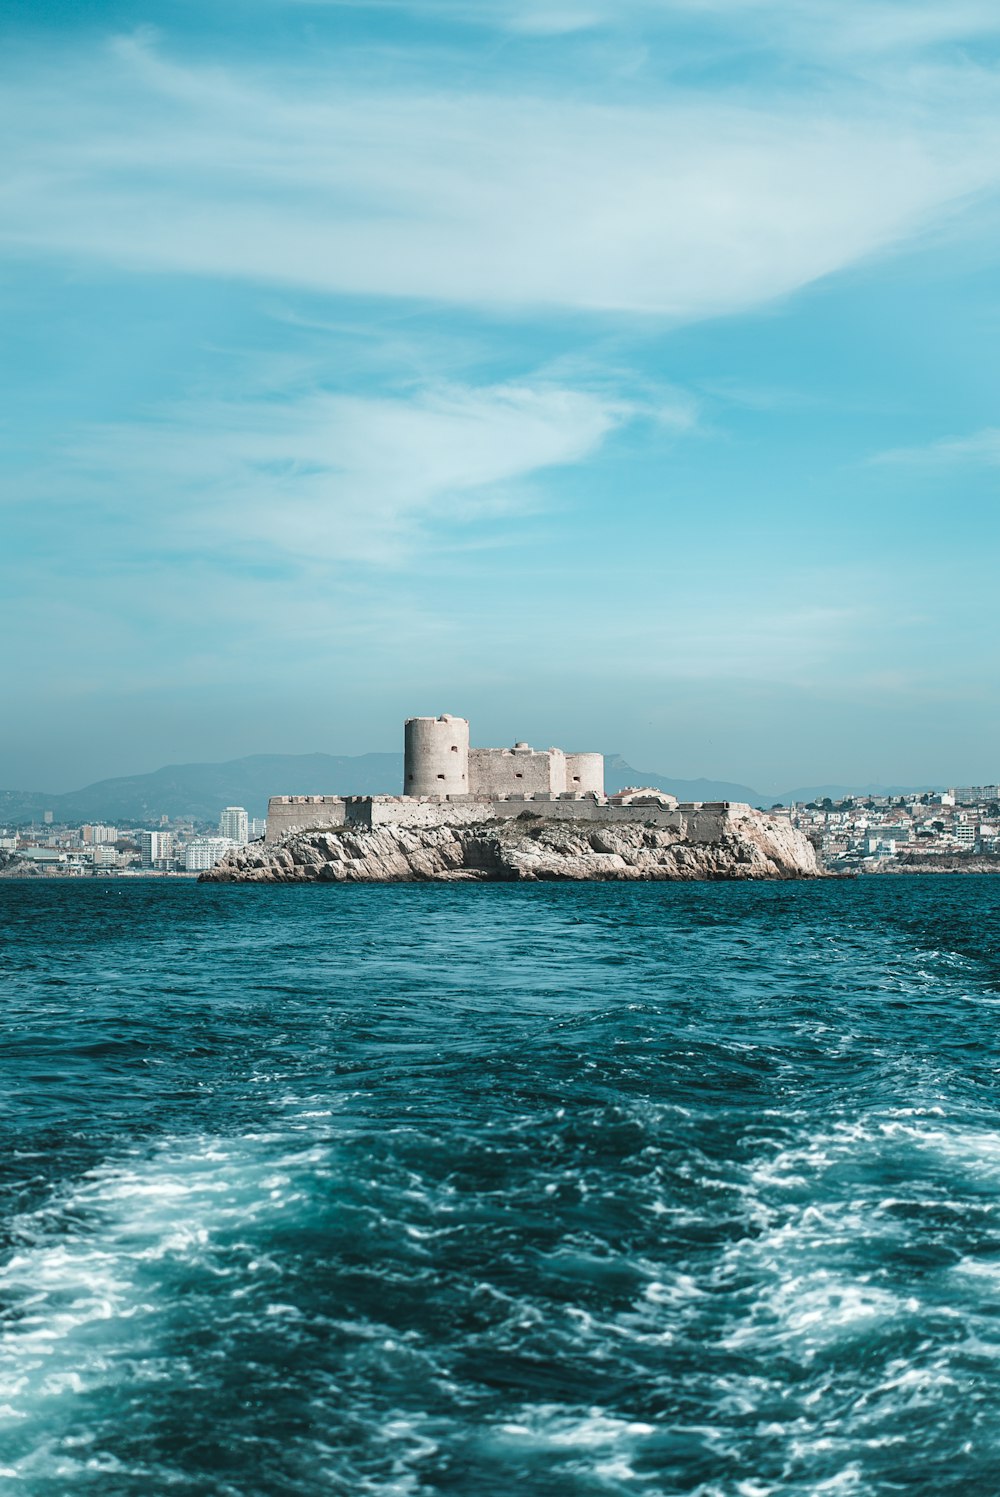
xmin=0 ymin=753 xmax=941 ymax=826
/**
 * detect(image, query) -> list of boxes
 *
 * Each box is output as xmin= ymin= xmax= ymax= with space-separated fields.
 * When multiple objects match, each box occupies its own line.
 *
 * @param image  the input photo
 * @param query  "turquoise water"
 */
xmin=1 ymin=876 xmax=1000 ymax=1494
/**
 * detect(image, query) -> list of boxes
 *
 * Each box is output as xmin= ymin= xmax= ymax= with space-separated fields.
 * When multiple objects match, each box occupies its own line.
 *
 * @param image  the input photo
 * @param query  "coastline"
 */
xmin=200 ymin=811 xmax=819 ymax=883
xmin=862 ymin=854 xmax=1000 ymax=875
xmin=6 ymin=854 xmax=999 ymax=881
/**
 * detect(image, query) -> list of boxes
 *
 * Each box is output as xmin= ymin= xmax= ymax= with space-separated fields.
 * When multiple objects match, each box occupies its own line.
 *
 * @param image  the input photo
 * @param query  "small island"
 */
xmin=203 ymin=714 xmax=817 ymax=883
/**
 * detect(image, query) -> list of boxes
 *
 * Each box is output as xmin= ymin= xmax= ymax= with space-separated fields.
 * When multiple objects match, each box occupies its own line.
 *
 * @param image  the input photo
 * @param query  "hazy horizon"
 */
xmin=0 ymin=737 xmax=954 ymax=804
xmin=3 ymin=1 xmax=998 ymax=791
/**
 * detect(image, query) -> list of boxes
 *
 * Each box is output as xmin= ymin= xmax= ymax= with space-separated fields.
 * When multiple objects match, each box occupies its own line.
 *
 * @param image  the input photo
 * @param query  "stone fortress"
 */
xmin=265 ymin=714 xmax=754 ymax=847
xmin=403 ymin=714 xmax=604 ymax=800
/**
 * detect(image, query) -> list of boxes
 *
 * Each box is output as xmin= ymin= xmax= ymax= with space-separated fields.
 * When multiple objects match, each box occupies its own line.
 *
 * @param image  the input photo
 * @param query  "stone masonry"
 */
xmin=264 ymin=713 xmax=755 ymax=848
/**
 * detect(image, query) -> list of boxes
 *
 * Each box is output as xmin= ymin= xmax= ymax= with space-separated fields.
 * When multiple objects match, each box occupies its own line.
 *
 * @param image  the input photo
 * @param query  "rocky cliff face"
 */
xmin=0 ymin=851 xmax=48 ymax=878
xmin=201 ymin=812 xmax=818 ymax=883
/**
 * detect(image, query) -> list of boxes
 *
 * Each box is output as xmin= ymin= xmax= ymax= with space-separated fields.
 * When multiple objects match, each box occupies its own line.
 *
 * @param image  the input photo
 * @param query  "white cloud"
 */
xmin=872 ymin=427 xmax=1000 ymax=466
xmin=37 ymin=379 xmax=645 ymax=566
xmin=1 ymin=33 xmax=998 ymax=319
xmin=0 ymin=373 xmax=653 ymax=702
xmin=306 ymin=0 xmax=1000 ymax=53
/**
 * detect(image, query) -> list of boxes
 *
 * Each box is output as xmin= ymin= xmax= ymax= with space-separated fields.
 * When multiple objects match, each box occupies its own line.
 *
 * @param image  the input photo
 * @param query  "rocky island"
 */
xmin=202 ymin=714 xmax=817 ymax=883
xmin=202 ymin=807 xmax=816 ymax=882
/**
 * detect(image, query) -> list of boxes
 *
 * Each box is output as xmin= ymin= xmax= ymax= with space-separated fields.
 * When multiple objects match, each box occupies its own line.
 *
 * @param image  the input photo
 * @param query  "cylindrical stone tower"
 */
xmin=564 ymin=752 xmax=605 ymax=796
xmin=404 ymin=714 xmax=470 ymax=796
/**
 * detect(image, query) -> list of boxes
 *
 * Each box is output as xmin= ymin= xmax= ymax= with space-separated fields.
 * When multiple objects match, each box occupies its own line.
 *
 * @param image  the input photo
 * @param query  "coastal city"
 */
xmin=2 ymin=783 xmax=998 ymax=876
xmin=778 ymin=784 xmax=1000 ymax=870
xmin=0 ymin=807 xmax=265 ymax=876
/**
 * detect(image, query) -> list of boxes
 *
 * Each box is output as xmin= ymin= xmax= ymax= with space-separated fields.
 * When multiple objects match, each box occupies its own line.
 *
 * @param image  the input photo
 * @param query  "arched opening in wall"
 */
xmin=573 ymin=776 xmax=580 ymax=783
xmin=437 ymin=774 xmax=445 ymax=780
xmin=515 ymin=773 xmax=523 ymax=779
xmin=450 ymin=745 xmax=459 ymax=752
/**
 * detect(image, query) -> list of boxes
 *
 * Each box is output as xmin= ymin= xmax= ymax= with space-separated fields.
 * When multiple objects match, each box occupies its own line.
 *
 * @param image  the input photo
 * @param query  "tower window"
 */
xmin=451 ymin=745 xmax=459 ymax=752
xmin=437 ymin=773 xmax=445 ymax=780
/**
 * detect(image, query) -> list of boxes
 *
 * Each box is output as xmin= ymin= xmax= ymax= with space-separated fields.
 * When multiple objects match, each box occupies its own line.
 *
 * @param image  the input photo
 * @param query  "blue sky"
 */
xmin=2 ymin=0 xmax=999 ymax=792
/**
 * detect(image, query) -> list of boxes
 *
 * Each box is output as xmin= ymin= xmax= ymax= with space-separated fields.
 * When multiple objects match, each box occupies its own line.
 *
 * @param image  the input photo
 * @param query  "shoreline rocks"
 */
xmin=201 ymin=812 xmax=819 ymax=883
xmin=0 ymin=851 xmax=51 ymax=878
xmin=873 ymin=852 xmax=1000 ymax=875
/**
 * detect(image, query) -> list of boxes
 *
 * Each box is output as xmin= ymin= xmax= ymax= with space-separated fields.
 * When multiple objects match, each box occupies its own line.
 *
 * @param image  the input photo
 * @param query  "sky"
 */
xmin=2 ymin=0 xmax=999 ymax=793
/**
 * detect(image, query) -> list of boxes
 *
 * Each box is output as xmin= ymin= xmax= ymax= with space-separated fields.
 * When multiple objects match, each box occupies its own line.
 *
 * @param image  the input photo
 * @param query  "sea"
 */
xmin=1 ymin=876 xmax=1000 ymax=1496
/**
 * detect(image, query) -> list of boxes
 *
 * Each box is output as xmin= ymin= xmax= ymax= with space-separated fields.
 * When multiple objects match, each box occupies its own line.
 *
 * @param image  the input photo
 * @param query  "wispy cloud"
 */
xmin=872 ymin=426 xmax=1000 ymax=466
xmin=13 ymin=378 xmax=653 ymax=567
xmin=1 ymin=32 xmax=997 ymax=319
xmin=305 ymin=0 xmax=1000 ymax=53
xmin=0 ymin=371 xmax=661 ymax=709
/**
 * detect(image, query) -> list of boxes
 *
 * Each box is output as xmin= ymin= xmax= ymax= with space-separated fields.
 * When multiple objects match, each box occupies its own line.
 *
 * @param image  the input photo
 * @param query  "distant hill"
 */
xmin=0 ymin=753 xmax=404 ymax=825
xmin=0 ymin=753 xmax=947 ymax=827
xmin=603 ymin=755 xmax=763 ymax=804
xmin=606 ymin=764 xmax=945 ymax=807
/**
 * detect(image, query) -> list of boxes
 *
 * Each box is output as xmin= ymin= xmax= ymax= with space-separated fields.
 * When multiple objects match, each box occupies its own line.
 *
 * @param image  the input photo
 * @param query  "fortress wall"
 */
xmin=266 ymin=792 xmax=753 ymax=845
xmin=467 ymin=746 xmax=603 ymax=798
xmin=487 ymin=799 xmax=750 ymax=835
xmin=404 ymin=715 xmax=470 ymax=797
xmin=679 ymin=804 xmax=752 ymax=841
xmin=514 ymin=798 xmax=684 ymax=827
xmin=564 ymin=753 xmax=604 ymax=796
xmin=367 ymin=798 xmax=502 ymax=830
xmin=468 ymin=747 xmax=557 ymax=798
xmin=266 ymin=796 xmax=348 ymax=844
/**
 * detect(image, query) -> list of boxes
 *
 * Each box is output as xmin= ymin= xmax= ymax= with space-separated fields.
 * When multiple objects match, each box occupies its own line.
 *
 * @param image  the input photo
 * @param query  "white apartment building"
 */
xmin=89 ymin=845 xmax=120 ymax=867
xmin=184 ymin=837 xmax=237 ymax=872
xmin=139 ymin=830 xmax=173 ymax=867
xmin=219 ymin=807 xmax=249 ymax=845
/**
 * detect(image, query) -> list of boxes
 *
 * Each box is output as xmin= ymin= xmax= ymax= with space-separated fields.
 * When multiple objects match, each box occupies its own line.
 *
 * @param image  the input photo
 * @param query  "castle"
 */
xmin=265 ymin=714 xmax=750 ymax=847
xmin=402 ymin=714 xmax=604 ymax=799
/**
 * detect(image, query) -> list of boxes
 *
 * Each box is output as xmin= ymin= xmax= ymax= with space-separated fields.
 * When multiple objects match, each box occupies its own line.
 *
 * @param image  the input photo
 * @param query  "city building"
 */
xmin=138 ymin=830 xmax=173 ymax=868
xmin=184 ymin=837 xmax=237 ymax=872
xmin=219 ymin=807 xmax=249 ymax=845
xmin=82 ymin=824 xmax=119 ymax=844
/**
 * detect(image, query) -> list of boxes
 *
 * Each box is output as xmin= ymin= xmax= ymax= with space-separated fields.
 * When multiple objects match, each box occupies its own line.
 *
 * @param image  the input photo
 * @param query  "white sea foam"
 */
xmin=493 ymin=1403 xmax=656 ymax=1485
xmin=0 ymin=1131 xmax=329 ymax=1469
xmin=499 ymin=1407 xmax=656 ymax=1448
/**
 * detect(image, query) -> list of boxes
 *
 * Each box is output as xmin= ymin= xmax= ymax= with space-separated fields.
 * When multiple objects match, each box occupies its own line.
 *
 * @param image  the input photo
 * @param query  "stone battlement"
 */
xmin=265 ymin=790 xmax=752 ymax=845
xmin=264 ymin=712 xmax=748 ymax=846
